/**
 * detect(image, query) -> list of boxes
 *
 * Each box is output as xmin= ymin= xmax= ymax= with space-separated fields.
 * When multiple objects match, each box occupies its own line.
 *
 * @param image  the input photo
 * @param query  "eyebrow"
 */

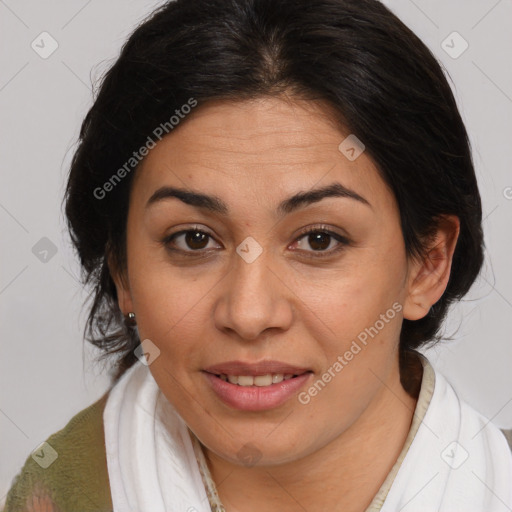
xmin=145 ymin=182 xmax=371 ymax=216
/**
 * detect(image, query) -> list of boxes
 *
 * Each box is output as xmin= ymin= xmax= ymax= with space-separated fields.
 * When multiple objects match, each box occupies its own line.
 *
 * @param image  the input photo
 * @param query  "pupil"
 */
xmin=309 ymin=232 xmax=330 ymax=251
xmin=186 ymin=231 xmax=208 ymax=249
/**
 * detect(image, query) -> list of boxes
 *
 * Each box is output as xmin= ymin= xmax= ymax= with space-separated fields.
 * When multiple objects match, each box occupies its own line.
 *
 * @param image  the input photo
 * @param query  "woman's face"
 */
xmin=115 ymin=96 xmax=419 ymax=466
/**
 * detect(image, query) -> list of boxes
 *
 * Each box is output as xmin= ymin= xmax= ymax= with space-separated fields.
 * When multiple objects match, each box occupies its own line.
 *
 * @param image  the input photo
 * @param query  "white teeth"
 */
xmin=219 ymin=373 xmax=296 ymax=386
xmin=238 ymin=375 xmax=254 ymax=386
xmin=272 ymin=373 xmax=284 ymax=384
xmin=254 ymin=374 xmax=273 ymax=386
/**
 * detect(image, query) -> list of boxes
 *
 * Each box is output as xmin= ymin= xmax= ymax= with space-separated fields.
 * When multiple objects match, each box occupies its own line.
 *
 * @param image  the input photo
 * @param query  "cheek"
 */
xmin=305 ymin=254 xmax=406 ymax=336
xmin=127 ymin=257 xmax=215 ymax=360
xmin=297 ymin=280 xmax=404 ymax=428
xmin=295 ymin=249 xmax=406 ymax=395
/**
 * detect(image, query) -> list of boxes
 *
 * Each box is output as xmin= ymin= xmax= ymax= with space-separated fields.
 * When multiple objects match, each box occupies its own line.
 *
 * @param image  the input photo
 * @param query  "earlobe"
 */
xmin=403 ymin=215 xmax=460 ymax=321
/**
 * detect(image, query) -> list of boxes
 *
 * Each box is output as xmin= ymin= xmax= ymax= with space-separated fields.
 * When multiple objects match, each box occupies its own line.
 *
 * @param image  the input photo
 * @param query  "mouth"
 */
xmin=202 ymin=361 xmax=313 ymax=411
xmin=207 ymin=372 xmax=307 ymax=386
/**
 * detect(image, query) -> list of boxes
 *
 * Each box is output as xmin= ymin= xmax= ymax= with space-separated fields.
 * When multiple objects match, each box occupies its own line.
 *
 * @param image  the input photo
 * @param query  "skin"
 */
xmin=110 ymin=95 xmax=459 ymax=512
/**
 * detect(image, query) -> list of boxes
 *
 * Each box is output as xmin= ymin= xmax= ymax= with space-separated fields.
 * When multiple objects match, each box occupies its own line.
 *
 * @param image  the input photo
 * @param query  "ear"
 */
xmin=107 ymin=249 xmax=134 ymax=316
xmin=403 ymin=215 xmax=460 ymax=321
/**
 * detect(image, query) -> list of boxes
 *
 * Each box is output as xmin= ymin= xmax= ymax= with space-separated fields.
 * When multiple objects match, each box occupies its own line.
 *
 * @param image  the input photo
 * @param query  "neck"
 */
xmin=203 ymin=353 xmax=423 ymax=512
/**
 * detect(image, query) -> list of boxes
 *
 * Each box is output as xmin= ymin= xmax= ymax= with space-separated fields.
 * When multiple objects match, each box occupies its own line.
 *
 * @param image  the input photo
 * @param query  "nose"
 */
xmin=213 ymin=248 xmax=294 ymax=341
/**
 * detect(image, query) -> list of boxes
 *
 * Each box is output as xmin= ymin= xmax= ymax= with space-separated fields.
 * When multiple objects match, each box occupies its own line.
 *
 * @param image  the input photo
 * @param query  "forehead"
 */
xmin=130 ymin=96 xmax=394 ymax=214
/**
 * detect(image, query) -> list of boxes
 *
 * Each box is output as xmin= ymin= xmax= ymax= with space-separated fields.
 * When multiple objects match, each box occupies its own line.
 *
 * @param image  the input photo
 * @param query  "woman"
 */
xmin=4 ymin=0 xmax=512 ymax=511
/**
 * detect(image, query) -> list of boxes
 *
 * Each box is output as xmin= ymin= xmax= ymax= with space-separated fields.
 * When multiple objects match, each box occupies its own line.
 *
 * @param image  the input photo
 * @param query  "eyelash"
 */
xmin=161 ymin=224 xmax=349 ymax=259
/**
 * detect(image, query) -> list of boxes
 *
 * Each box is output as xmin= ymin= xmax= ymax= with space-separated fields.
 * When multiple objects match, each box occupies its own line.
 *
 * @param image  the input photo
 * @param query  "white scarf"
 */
xmin=103 ymin=357 xmax=512 ymax=512
xmin=379 ymin=360 xmax=512 ymax=512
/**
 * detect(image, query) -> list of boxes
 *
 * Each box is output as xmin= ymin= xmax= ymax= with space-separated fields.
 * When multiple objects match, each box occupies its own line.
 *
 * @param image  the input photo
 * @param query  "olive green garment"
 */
xmin=3 ymin=392 xmax=113 ymax=512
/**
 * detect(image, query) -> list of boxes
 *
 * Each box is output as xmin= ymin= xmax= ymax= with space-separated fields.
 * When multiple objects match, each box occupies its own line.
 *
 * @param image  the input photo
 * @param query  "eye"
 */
xmin=290 ymin=225 xmax=349 ymax=257
xmin=162 ymin=224 xmax=349 ymax=258
xmin=162 ymin=227 xmax=220 ymax=252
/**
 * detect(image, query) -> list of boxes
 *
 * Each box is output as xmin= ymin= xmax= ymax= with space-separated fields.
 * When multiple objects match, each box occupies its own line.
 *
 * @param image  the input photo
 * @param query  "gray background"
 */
xmin=1 ymin=0 xmax=511 ymax=504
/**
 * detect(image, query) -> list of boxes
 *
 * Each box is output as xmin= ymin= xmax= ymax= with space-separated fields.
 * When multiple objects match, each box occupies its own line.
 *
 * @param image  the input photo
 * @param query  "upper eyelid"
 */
xmin=296 ymin=225 xmax=348 ymax=238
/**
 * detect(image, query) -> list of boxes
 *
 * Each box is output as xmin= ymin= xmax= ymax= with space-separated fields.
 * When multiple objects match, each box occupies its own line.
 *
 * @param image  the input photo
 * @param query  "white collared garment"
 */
xmin=103 ymin=353 xmax=512 ymax=512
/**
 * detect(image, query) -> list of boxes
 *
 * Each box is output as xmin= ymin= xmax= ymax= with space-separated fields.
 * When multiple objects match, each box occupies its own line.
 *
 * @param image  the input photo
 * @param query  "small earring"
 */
xmin=125 ymin=312 xmax=136 ymax=326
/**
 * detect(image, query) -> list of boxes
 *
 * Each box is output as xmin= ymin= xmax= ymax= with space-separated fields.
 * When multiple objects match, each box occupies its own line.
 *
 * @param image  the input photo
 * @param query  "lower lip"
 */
xmin=203 ymin=372 xmax=312 ymax=411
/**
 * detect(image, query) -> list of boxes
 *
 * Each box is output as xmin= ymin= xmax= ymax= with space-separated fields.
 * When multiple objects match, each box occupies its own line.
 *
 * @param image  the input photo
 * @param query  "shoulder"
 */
xmin=3 ymin=392 xmax=113 ymax=512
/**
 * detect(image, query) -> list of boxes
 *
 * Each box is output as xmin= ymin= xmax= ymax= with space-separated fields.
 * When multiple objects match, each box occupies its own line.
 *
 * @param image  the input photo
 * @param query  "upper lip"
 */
xmin=203 ymin=360 xmax=312 ymax=376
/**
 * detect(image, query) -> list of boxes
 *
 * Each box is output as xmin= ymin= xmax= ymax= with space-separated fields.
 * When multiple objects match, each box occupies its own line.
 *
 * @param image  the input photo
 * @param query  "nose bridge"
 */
xmin=234 ymin=244 xmax=270 ymax=294
xmin=215 ymin=240 xmax=292 ymax=339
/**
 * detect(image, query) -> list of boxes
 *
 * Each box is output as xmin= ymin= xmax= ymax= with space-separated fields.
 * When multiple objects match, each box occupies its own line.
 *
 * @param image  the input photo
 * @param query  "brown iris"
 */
xmin=185 ymin=230 xmax=209 ymax=250
xmin=307 ymin=232 xmax=331 ymax=251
